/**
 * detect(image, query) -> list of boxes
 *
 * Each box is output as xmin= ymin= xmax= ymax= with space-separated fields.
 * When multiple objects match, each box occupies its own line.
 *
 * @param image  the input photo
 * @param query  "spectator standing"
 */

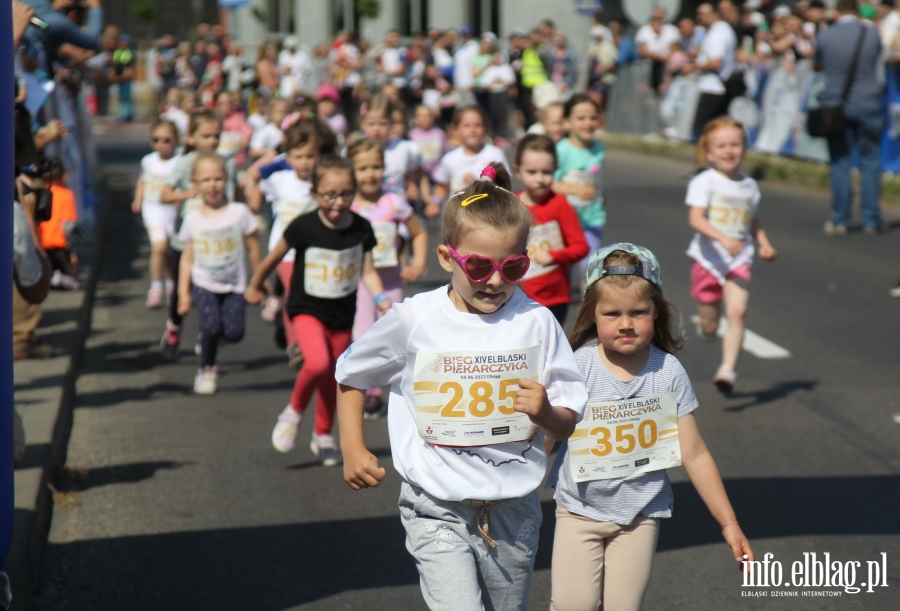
xmin=689 ymin=3 xmax=738 ymax=142
xmin=471 ymin=34 xmax=497 ymax=112
xmin=190 ymin=39 xmax=209 ymax=86
xmin=376 ymin=29 xmax=409 ymax=91
xmin=279 ymin=36 xmax=311 ymax=99
xmin=549 ymin=32 xmax=578 ymax=98
xmin=680 ymin=17 xmax=706 ymax=56
xmin=157 ymin=34 xmax=178 ymax=92
xmin=256 ymin=42 xmax=280 ymax=98
xmin=111 ymin=33 xmax=135 ymax=122
xmin=815 ymin=0 xmax=884 ymax=234
xmin=610 ymin=19 xmax=639 ymax=66
xmin=586 ymin=26 xmax=619 ymax=128
xmin=482 ymin=51 xmax=516 ymax=141
xmin=222 ymin=41 xmax=246 ymax=93
xmin=636 ymin=7 xmax=681 ymax=93
xmin=22 ymin=0 xmax=103 ymax=72
xmin=454 ymin=26 xmax=481 ymax=106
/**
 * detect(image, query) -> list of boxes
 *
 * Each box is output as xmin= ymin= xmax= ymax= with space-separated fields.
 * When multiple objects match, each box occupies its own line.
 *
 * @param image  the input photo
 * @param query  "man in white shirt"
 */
xmin=278 ymin=36 xmax=311 ymax=99
xmin=636 ymin=7 xmax=681 ymax=93
xmin=376 ymin=29 xmax=409 ymax=89
xmin=454 ymin=25 xmax=481 ymax=105
xmin=686 ymin=3 xmax=737 ymax=141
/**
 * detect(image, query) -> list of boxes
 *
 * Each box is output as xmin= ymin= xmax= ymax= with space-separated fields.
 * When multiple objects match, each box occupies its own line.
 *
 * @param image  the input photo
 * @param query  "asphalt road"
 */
xmin=30 ymin=129 xmax=900 ymax=610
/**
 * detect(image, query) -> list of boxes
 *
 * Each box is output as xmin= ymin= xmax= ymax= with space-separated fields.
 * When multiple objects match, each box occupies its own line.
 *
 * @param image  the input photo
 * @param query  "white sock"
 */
xmin=151 ymin=281 xmax=163 ymax=291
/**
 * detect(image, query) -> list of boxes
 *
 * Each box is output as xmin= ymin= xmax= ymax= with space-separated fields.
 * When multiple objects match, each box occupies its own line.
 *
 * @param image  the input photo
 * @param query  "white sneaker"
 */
xmin=714 ymin=364 xmax=737 ymax=395
xmin=193 ymin=367 xmax=218 ymax=395
xmin=310 ymin=434 xmax=343 ymax=466
xmin=272 ymin=405 xmax=302 ymax=453
xmin=890 ymin=285 xmax=900 ymax=299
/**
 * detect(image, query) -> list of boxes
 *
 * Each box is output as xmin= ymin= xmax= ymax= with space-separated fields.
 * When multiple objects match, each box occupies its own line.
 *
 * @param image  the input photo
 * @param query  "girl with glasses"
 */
xmin=335 ymin=162 xmax=588 ymax=611
xmin=245 ymin=156 xmax=390 ymax=466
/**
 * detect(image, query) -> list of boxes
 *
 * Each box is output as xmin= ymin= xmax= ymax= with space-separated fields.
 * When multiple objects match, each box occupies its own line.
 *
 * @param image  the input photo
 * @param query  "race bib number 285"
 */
xmin=568 ymin=393 xmax=681 ymax=482
xmin=413 ymin=346 xmax=541 ymax=446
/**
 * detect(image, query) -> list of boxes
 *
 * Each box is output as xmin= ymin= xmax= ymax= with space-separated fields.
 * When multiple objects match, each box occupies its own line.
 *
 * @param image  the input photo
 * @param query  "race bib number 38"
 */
xmin=568 ymin=393 xmax=680 ymax=482
xmin=304 ymin=245 xmax=362 ymax=299
xmin=413 ymin=346 xmax=542 ymax=446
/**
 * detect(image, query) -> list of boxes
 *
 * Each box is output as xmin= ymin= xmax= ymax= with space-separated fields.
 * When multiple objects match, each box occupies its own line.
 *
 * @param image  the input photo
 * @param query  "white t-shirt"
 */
xmin=379 ymin=46 xmax=408 ymax=87
xmin=635 ymin=23 xmax=681 ymax=56
xmin=161 ymin=107 xmax=189 ymax=142
xmin=178 ymin=203 xmax=257 ymax=294
xmin=482 ymin=63 xmax=516 ymax=93
xmin=384 ymin=138 xmax=422 ymax=196
xmin=432 ymin=144 xmax=511 ymax=195
xmin=697 ymin=20 xmax=737 ymax=94
xmin=247 ymin=112 xmax=267 ymax=131
xmin=140 ymin=151 xmax=182 ymax=205
xmin=278 ymin=49 xmax=312 ymax=96
xmin=454 ymin=40 xmax=481 ymax=91
xmin=335 ymin=287 xmax=588 ymax=501
xmin=250 ymin=123 xmax=284 ymax=152
xmin=685 ymin=169 xmax=760 ymax=283
xmin=260 ymin=169 xmax=316 ymax=263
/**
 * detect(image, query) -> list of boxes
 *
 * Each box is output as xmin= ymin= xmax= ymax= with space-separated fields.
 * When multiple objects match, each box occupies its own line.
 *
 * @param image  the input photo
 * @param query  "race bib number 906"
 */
xmin=304 ymin=245 xmax=362 ymax=299
xmin=568 ymin=393 xmax=680 ymax=482
xmin=413 ymin=346 xmax=541 ymax=446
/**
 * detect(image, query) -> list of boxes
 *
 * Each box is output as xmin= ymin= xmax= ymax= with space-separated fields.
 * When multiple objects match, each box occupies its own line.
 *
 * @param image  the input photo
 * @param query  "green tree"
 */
xmin=128 ymin=0 xmax=158 ymax=38
xmin=356 ymin=0 xmax=381 ymax=20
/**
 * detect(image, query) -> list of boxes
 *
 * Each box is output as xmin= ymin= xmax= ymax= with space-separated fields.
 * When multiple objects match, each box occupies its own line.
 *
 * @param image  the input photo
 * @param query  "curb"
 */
xmin=6 ymin=172 xmax=114 ymax=611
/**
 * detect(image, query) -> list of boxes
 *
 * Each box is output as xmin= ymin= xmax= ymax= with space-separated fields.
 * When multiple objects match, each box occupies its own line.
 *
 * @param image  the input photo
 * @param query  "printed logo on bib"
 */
xmin=372 ymin=222 xmax=399 ymax=269
xmin=304 ymin=245 xmax=363 ymax=299
xmin=568 ymin=393 xmax=681 ymax=482
xmin=708 ymin=192 xmax=752 ymax=241
xmin=277 ymin=197 xmax=316 ymax=228
xmin=193 ymin=223 xmax=244 ymax=275
xmin=561 ymin=167 xmax=602 ymax=208
xmin=144 ymin=175 xmax=167 ymax=201
xmin=412 ymin=347 xmax=541 ymax=446
xmin=523 ymin=221 xmax=563 ymax=280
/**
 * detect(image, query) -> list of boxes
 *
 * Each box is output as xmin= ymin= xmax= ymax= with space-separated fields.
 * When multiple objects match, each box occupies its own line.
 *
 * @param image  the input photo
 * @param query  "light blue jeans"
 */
xmin=826 ymin=107 xmax=884 ymax=229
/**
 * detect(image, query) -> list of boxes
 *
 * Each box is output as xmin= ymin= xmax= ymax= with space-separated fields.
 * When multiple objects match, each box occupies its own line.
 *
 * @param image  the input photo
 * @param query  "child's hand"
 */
xmin=758 ymin=244 xmax=777 ymax=261
xmin=377 ymin=299 xmax=391 ymax=314
xmin=400 ymin=263 xmax=425 ymax=282
xmin=184 ymin=185 xmax=199 ymax=200
xmin=576 ymin=185 xmax=596 ymax=201
xmin=405 ymin=181 xmax=420 ymax=202
xmin=514 ymin=378 xmax=551 ymax=421
xmin=533 ymin=250 xmax=554 ymax=266
xmin=424 ymin=202 xmax=441 ymax=218
xmin=720 ymin=237 xmax=745 ymax=256
xmin=177 ymin=292 xmax=192 ymax=316
xmin=723 ymin=524 xmax=754 ymax=571
xmin=244 ymin=285 xmax=266 ymax=306
xmin=131 ymin=200 xmax=142 ymax=214
xmin=343 ymin=447 xmax=386 ymax=490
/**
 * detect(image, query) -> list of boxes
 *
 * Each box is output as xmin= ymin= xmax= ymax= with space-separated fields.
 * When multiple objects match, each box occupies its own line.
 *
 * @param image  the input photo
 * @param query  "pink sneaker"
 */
xmin=146 ymin=287 xmax=164 ymax=309
xmin=261 ymin=295 xmax=281 ymax=323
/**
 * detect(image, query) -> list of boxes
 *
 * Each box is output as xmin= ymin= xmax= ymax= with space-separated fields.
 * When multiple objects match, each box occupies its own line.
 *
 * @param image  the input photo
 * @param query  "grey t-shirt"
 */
xmin=814 ymin=18 xmax=882 ymax=111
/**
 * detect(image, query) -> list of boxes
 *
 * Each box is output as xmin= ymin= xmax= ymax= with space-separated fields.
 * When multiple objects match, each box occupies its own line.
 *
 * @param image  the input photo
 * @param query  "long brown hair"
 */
xmin=569 ymin=250 xmax=684 ymax=354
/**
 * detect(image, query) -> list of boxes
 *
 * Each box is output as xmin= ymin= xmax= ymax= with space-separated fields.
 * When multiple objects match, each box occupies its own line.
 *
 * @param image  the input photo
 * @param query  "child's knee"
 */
xmin=150 ymin=240 xmax=169 ymax=256
xmin=223 ymin=326 xmax=244 ymax=343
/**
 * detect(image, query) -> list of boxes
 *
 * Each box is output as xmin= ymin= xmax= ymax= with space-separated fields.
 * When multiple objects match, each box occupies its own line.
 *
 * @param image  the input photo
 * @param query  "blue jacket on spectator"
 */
xmin=21 ymin=0 xmax=103 ymax=71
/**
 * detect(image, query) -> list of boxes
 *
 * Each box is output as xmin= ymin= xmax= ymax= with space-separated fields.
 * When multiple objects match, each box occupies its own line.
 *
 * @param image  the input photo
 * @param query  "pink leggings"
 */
xmin=277 ymin=262 xmax=297 ymax=347
xmin=289 ymin=314 xmax=352 ymax=436
xmin=353 ymin=280 xmax=404 ymax=398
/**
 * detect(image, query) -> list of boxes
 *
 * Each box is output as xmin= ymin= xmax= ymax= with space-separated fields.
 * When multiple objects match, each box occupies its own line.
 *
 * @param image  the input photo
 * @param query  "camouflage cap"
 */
xmin=583 ymin=243 xmax=663 ymax=293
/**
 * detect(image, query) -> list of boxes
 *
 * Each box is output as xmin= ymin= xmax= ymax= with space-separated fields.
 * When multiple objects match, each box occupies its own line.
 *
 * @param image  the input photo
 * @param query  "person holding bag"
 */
xmin=811 ymin=0 xmax=884 ymax=235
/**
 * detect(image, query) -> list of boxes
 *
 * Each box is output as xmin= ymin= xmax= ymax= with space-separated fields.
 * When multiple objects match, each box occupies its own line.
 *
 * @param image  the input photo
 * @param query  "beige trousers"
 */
xmin=13 ymin=283 xmax=41 ymax=352
xmin=550 ymin=507 xmax=660 ymax=611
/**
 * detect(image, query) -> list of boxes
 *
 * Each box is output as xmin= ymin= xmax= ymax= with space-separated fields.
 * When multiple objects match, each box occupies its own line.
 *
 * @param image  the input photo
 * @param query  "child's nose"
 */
xmin=486 ymin=270 xmax=503 ymax=287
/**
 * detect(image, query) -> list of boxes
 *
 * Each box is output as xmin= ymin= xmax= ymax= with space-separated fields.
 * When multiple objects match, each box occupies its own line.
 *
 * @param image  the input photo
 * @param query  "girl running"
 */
xmin=548 ymin=243 xmax=754 ymax=611
xmin=515 ymin=134 xmax=589 ymax=327
xmin=335 ymin=163 xmax=588 ymax=611
xmin=409 ymin=104 xmax=450 ymax=206
xmin=245 ymin=156 xmax=390 ymax=465
xmin=358 ymin=93 xmax=422 ymax=203
xmin=214 ymin=91 xmax=253 ymax=168
xmin=132 ymin=119 xmax=181 ymax=309
xmin=159 ymin=109 xmax=237 ymax=360
xmin=553 ymin=93 xmax=606 ymax=276
xmin=687 ymin=117 xmax=777 ymax=393
xmin=347 ymin=138 xmax=428 ymax=419
xmin=177 ymin=154 xmax=260 ymax=394
xmin=428 ymin=105 xmax=509 ymax=218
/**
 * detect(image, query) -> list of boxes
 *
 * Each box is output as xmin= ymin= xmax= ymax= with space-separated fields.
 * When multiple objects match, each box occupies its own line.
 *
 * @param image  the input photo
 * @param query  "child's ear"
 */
xmin=436 ymin=245 xmax=454 ymax=274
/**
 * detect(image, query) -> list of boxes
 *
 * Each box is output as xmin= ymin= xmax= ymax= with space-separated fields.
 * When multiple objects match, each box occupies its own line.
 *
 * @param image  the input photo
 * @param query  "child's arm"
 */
xmin=419 ymin=173 xmax=432 ymax=204
xmin=131 ymin=178 xmax=144 ymax=214
xmin=552 ymin=181 xmax=596 ymax=202
xmin=244 ymin=231 xmax=261 ymax=273
xmin=750 ymin=218 xmax=777 ymax=260
xmin=678 ymin=413 xmax=754 ymax=565
xmin=243 ymin=172 xmax=264 ymax=213
xmin=515 ymin=378 xmax=579 ymax=441
xmin=160 ymin=183 xmax=198 ymax=204
xmin=688 ymin=206 xmax=745 ymax=257
xmin=360 ymin=251 xmax=391 ymax=314
xmin=546 ymin=204 xmax=590 ymax=266
xmin=400 ymin=215 xmax=428 ymax=282
xmin=404 ymin=168 xmax=422 ymax=202
xmin=244 ymin=237 xmax=289 ymax=305
xmin=177 ymin=241 xmax=194 ymax=316
xmin=338 ymin=384 xmax=387 ymax=489
xmin=426 ymin=182 xmax=447 ymax=218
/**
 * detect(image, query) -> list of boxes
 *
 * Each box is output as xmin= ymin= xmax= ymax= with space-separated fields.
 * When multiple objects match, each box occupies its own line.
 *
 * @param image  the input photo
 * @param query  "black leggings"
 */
xmin=168 ymin=249 xmax=184 ymax=327
xmin=692 ymin=93 xmax=731 ymax=143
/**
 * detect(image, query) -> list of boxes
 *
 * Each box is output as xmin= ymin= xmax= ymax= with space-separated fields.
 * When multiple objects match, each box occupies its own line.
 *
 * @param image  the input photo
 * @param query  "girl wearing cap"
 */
xmin=336 ymin=163 xmax=587 ymax=611
xmin=546 ymin=243 xmax=753 ymax=611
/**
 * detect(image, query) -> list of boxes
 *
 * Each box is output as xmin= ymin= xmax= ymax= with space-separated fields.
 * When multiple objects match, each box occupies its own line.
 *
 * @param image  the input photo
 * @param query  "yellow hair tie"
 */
xmin=460 ymin=193 xmax=489 ymax=207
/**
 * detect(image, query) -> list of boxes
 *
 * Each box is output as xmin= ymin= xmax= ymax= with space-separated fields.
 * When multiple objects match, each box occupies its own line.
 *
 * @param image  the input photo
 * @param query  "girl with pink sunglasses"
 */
xmin=335 ymin=162 xmax=588 ymax=611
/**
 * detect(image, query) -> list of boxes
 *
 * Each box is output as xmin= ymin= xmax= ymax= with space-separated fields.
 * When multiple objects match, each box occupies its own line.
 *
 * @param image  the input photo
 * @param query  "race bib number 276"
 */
xmin=413 ymin=346 xmax=541 ymax=446
xmin=568 ymin=393 xmax=681 ymax=482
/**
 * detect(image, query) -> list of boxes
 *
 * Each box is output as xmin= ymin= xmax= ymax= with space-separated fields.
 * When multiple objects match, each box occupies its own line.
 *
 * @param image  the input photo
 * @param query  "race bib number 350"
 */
xmin=304 ymin=245 xmax=362 ymax=299
xmin=413 ymin=346 xmax=541 ymax=446
xmin=568 ymin=393 xmax=680 ymax=482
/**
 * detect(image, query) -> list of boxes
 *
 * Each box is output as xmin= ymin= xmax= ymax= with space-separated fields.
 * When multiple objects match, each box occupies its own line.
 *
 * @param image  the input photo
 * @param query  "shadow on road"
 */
xmin=724 ymin=380 xmax=819 ymax=412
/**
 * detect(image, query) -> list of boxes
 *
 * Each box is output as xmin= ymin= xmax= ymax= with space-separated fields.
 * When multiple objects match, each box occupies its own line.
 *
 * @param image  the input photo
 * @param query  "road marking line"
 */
xmin=691 ymin=316 xmax=791 ymax=359
xmin=892 ymin=414 xmax=900 ymax=425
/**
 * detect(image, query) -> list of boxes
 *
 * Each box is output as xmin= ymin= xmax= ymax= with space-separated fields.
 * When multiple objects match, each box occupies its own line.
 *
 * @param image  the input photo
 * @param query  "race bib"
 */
xmin=523 ymin=221 xmax=564 ymax=280
xmin=144 ymin=175 xmax=167 ymax=201
xmin=183 ymin=197 xmax=204 ymax=217
xmin=217 ymin=131 xmax=245 ymax=158
xmin=372 ymin=222 xmax=399 ymax=269
xmin=568 ymin=393 xmax=681 ymax=482
xmin=413 ymin=347 xmax=541 ymax=446
xmin=708 ymin=192 xmax=752 ymax=241
xmin=277 ymin=197 xmax=316 ymax=228
xmin=561 ymin=168 xmax=603 ymax=208
xmin=304 ymin=245 xmax=362 ymax=299
xmin=193 ymin=223 xmax=244 ymax=273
